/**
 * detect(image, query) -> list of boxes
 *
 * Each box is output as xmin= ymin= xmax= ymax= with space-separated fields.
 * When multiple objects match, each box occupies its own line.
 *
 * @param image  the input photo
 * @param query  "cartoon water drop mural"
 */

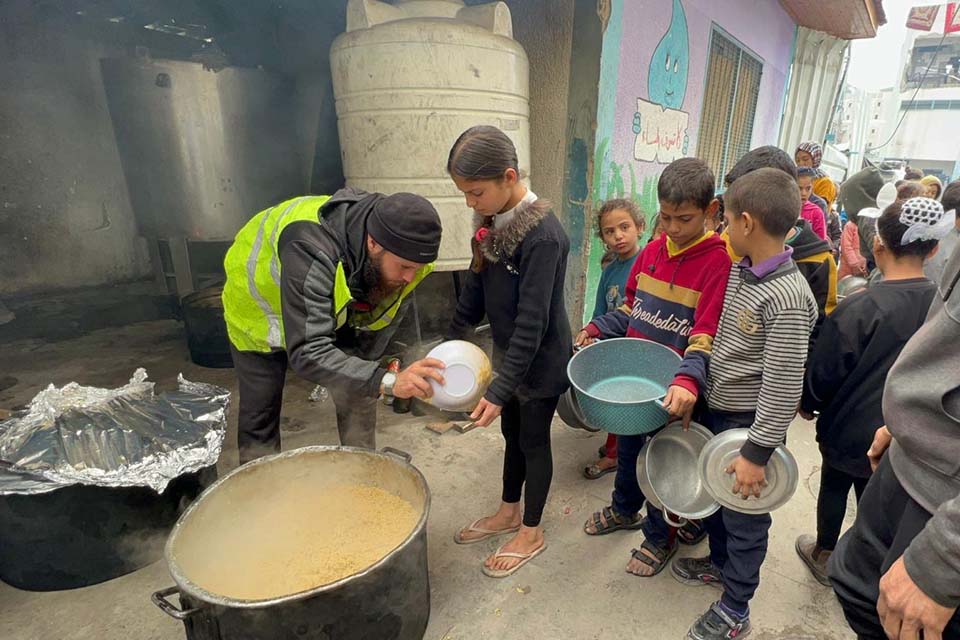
xmin=648 ymin=0 xmax=689 ymax=109
xmin=633 ymin=0 xmax=691 ymax=164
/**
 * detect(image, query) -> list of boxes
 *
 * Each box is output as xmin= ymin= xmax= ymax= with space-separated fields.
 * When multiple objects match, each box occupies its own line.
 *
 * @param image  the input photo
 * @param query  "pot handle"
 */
xmin=381 ymin=446 xmax=412 ymax=463
xmin=663 ymin=510 xmax=688 ymax=529
xmin=152 ymin=586 xmax=201 ymax=621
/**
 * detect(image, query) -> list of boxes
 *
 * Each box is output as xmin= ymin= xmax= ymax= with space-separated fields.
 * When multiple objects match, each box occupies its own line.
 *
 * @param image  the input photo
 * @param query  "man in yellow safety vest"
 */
xmin=222 ymin=188 xmax=446 ymax=463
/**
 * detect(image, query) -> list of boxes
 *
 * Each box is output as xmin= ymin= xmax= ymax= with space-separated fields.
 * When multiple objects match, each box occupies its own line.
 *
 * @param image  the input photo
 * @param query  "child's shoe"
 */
xmin=686 ymin=601 xmax=751 ymax=639
xmin=671 ymin=555 xmax=722 ymax=589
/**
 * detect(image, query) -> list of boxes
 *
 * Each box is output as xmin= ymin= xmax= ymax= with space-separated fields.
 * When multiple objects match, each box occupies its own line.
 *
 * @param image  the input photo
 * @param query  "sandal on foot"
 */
xmin=678 ymin=519 xmax=707 ymax=546
xmin=481 ymin=542 xmax=548 ymax=578
xmin=453 ymin=518 xmax=520 ymax=545
xmin=583 ymin=461 xmax=617 ymax=479
xmin=627 ymin=540 xmax=678 ymax=577
xmin=584 ymin=506 xmax=643 ymax=535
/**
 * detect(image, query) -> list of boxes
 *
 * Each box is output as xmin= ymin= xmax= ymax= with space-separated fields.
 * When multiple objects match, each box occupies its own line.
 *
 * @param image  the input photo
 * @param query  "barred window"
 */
xmin=696 ymin=28 xmax=764 ymax=183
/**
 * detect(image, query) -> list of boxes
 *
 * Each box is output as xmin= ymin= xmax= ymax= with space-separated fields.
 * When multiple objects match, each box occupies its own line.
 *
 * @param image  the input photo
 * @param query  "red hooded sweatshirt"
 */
xmin=585 ymin=231 xmax=732 ymax=395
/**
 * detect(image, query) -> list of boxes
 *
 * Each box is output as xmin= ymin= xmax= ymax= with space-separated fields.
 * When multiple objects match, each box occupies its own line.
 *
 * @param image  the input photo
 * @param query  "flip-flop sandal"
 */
xmin=626 ymin=540 xmax=678 ymax=577
xmin=677 ymin=518 xmax=707 ymax=546
xmin=583 ymin=506 xmax=644 ymax=535
xmin=481 ymin=542 xmax=548 ymax=578
xmin=453 ymin=518 xmax=521 ymax=545
xmin=583 ymin=461 xmax=617 ymax=479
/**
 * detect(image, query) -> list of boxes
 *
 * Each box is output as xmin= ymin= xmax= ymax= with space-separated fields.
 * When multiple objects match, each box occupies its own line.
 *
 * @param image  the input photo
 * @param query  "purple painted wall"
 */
xmin=604 ymin=0 xmax=795 ymax=197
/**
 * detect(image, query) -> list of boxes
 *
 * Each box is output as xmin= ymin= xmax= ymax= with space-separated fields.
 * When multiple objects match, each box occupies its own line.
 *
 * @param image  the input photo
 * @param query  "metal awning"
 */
xmin=779 ymin=0 xmax=886 ymax=40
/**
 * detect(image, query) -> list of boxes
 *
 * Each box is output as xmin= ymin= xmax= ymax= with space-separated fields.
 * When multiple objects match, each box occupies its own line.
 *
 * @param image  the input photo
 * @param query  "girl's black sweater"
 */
xmin=447 ymin=198 xmax=572 ymax=405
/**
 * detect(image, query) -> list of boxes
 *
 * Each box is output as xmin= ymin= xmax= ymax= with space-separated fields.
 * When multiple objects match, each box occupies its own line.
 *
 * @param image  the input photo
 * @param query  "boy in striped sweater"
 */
xmin=674 ymin=168 xmax=818 ymax=640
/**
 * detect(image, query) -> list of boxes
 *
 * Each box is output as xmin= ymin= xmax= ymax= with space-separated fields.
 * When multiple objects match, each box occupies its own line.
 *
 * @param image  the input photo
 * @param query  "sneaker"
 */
xmin=795 ymin=534 xmax=832 ymax=586
xmin=687 ymin=601 xmax=751 ymax=639
xmin=672 ymin=555 xmax=723 ymax=589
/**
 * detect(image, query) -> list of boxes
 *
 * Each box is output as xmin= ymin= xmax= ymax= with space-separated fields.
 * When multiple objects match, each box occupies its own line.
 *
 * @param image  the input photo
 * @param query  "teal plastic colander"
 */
xmin=567 ymin=338 xmax=681 ymax=435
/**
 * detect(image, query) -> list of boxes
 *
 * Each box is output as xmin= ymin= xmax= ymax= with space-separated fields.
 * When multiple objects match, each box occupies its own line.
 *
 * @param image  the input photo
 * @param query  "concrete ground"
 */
xmin=0 ymin=319 xmax=856 ymax=640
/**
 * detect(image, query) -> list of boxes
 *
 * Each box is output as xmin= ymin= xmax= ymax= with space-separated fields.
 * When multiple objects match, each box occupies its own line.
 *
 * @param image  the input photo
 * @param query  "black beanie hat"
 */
xmin=367 ymin=193 xmax=443 ymax=263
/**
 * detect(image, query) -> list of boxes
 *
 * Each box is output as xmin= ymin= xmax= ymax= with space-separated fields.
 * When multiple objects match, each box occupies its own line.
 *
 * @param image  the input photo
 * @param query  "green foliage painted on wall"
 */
xmin=592 ymin=136 xmax=661 ymax=231
xmin=583 ymin=135 xmax=663 ymax=324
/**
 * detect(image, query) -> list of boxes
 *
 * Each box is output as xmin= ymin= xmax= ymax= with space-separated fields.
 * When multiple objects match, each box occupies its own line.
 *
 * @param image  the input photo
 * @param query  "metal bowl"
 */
xmin=636 ymin=440 xmax=662 ymax=511
xmin=838 ymin=276 xmax=868 ymax=299
xmin=556 ymin=387 xmax=599 ymax=432
xmin=698 ymin=429 xmax=800 ymax=514
xmin=643 ymin=422 xmax=720 ymax=520
xmin=567 ymin=338 xmax=681 ymax=435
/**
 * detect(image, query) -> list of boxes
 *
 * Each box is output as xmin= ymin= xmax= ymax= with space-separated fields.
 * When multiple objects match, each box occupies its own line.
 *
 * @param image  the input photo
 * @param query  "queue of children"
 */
xmin=796 ymin=198 xmax=941 ymax=586
xmin=438 ymin=122 xmax=959 ymax=638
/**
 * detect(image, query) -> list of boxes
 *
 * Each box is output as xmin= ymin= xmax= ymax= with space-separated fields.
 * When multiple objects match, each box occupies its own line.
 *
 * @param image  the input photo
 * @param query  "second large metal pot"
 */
xmin=153 ymin=446 xmax=430 ymax=640
xmin=0 ymin=465 xmax=215 ymax=591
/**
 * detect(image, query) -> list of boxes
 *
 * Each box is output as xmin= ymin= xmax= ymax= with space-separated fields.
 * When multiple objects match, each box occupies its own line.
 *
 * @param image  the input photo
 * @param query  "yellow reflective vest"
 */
xmin=222 ymin=195 xmax=433 ymax=353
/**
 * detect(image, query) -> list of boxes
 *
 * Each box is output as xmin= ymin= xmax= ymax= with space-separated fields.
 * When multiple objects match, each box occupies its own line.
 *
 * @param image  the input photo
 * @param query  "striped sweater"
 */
xmin=706 ymin=259 xmax=818 ymax=464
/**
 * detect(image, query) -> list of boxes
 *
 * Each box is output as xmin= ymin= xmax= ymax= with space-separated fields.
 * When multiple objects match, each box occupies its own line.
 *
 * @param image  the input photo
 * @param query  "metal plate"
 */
xmin=644 ymin=422 xmax=720 ymax=520
xmin=698 ymin=429 xmax=800 ymax=514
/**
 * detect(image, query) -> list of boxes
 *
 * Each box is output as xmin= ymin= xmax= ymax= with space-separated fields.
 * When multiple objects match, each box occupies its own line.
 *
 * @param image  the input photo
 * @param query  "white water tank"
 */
xmin=330 ymin=0 xmax=531 ymax=271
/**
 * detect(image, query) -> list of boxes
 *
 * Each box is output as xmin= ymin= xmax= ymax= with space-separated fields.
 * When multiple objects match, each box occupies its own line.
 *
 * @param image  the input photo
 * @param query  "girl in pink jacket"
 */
xmin=838 ymin=219 xmax=868 ymax=279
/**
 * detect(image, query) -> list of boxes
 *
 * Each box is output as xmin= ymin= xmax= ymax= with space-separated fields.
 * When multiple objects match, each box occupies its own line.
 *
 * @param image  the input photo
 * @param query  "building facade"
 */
xmin=885 ymin=31 xmax=960 ymax=182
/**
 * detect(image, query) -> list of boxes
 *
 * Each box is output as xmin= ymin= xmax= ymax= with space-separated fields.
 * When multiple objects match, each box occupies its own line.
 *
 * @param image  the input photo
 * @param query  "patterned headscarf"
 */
xmin=796 ymin=142 xmax=826 ymax=178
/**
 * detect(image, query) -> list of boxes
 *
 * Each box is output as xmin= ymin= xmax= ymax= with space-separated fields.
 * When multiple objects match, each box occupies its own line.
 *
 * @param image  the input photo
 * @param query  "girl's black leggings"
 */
xmin=817 ymin=459 xmax=870 ymax=550
xmin=500 ymin=395 xmax=559 ymax=527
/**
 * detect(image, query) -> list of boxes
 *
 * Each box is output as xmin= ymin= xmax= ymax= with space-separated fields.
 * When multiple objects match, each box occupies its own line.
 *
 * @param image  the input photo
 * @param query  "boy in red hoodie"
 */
xmin=579 ymin=157 xmax=732 ymax=577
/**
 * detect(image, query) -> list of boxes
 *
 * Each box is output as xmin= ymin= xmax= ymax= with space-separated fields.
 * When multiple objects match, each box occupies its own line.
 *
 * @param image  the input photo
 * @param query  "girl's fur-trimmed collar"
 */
xmin=473 ymin=199 xmax=551 ymax=262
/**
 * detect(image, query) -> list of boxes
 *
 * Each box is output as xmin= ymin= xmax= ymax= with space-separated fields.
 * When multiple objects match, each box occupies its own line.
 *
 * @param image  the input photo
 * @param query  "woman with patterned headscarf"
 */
xmin=796 ymin=141 xmax=838 ymax=213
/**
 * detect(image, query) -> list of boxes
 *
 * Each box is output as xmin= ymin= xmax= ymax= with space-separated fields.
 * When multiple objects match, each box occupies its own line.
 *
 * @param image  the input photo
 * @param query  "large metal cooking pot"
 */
xmin=152 ymin=446 xmax=430 ymax=640
xmin=180 ymin=287 xmax=233 ymax=369
xmin=567 ymin=338 xmax=680 ymax=435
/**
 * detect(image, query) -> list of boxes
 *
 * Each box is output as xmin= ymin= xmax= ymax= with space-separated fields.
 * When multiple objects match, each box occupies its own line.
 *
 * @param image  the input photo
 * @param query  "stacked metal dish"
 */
xmin=638 ymin=422 xmax=719 ymax=522
xmin=640 ymin=425 xmax=800 ymax=517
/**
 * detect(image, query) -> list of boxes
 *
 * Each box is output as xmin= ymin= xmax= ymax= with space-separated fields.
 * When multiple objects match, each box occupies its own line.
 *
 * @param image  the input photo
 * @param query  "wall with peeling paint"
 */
xmin=508 ymin=0 xmax=593 ymax=327
xmin=506 ymin=0 xmax=575 ymax=209
xmin=0 ymin=24 xmax=151 ymax=296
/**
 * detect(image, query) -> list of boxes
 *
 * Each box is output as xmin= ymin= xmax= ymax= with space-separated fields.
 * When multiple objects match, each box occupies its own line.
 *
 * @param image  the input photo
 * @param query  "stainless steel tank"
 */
xmin=101 ymin=57 xmax=307 ymax=242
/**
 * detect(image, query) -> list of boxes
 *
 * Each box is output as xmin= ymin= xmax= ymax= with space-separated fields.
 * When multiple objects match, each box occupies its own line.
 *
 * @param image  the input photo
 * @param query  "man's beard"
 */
xmin=361 ymin=252 xmax=404 ymax=306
